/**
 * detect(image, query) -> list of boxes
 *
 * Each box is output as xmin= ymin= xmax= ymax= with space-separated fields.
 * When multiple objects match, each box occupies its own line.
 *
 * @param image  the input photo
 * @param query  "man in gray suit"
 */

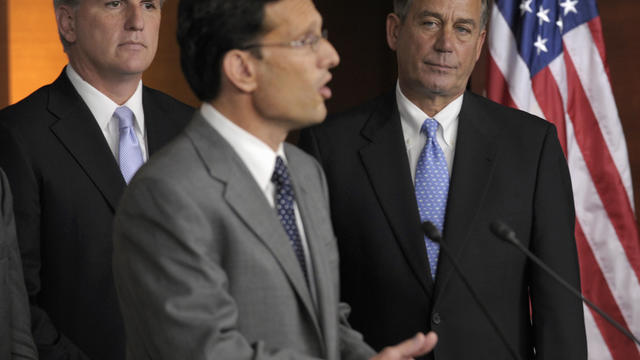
xmin=112 ymin=0 xmax=437 ymax=359
xmin=0 ymin=168 xmax=37 ymax=360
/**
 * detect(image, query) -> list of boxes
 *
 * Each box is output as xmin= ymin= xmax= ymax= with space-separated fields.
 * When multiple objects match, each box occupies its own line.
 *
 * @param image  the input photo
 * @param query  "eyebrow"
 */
xmin=415 ymin=10 xmax=478 ymax=28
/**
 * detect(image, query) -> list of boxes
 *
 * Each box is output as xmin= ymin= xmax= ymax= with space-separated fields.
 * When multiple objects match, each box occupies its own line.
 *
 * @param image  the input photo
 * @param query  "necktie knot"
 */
xmin=421 ymin=118 xmax=439 ymax=141
xmin=114 ymin=106 xmax=135 ymax=129
xmin=271 ymin=156 xmax=290 ymax=187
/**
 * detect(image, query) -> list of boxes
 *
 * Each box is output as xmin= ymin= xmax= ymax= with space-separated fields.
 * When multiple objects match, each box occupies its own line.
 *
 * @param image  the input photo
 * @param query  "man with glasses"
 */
xmin=112 ymin=0 xmax=437 ymax=359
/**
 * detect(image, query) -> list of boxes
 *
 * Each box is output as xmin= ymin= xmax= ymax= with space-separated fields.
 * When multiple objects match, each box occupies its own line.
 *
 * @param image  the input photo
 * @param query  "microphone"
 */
xmin=421 ymin=222 xmax=523 ymax=360
xmin=490 ymin=220 xmax=640 ymax=346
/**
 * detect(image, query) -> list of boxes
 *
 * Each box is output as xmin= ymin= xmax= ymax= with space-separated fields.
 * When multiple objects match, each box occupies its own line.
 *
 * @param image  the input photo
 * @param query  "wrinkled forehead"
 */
xmin=409 ymin=0 xmax=483 ymax=22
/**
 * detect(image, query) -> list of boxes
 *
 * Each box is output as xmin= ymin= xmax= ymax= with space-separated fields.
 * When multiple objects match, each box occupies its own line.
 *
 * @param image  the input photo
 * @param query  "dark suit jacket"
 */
xmin=0 ymin=168 xmax=38 ymax=360
xmin=299 ymin=91 xmax=587 ymax=359
xmin=0 ymin=69 xmax=193 ymax=360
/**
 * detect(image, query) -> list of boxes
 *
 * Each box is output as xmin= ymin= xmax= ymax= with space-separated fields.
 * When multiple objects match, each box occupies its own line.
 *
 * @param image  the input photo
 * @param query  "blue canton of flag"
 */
xmin=496 ymin=0 xmax=598 ymax=76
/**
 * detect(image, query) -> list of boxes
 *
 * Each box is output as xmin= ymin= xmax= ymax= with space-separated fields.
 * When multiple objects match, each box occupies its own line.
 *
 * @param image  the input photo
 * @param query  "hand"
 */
xmin=370 ymin=332 xmax=438 ymax=360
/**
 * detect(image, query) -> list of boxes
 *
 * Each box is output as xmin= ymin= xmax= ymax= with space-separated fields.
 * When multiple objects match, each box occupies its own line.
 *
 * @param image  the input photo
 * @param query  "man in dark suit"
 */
xmin=299 ymin=0 xmax=587 ymax=358
xmin=112 ymin=0 xmax=437 ymax=359
xmin=0 ymin=0 xmax=192 ymax=359
xmin=0 ymin=168 xmax=37 ymax=360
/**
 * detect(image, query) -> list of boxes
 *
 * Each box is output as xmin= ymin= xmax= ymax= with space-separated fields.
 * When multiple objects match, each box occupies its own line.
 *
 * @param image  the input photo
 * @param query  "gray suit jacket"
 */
xmin=0 ymin=168 xmax=38 ymax=360
xmin=112 ymin=114 xmax=375 ymax=360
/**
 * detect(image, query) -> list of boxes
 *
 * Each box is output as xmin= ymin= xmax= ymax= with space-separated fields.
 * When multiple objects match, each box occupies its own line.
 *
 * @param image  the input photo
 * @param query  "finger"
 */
xmin=391 ymin=332 xmax=434 ymax=358
xmin=420 ymin=331 xmax=438 ymax=353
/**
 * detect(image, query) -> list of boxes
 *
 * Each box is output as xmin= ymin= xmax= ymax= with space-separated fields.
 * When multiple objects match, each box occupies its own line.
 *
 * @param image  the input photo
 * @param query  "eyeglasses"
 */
xmin=241 ymin=29 xmax=329 ymax=52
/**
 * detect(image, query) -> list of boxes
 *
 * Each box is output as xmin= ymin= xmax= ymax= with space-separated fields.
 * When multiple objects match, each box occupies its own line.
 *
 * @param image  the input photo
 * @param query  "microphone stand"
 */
xmin=421 ymin=222 xmax=523 ymax=360
xmin=490 ymin=220 xmax=640 ymax=346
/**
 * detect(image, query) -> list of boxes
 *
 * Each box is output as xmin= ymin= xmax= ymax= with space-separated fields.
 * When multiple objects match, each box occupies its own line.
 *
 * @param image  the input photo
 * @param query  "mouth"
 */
xmin=119 ymin=42 xmax=147 ymax=49
xmin=318 ymin=74 xmax=333 ymax=100
xmin=424 ymin=61 xmax=456 ymax=71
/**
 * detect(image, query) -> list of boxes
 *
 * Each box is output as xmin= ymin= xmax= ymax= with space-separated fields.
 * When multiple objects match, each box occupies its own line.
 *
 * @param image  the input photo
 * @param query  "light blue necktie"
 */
xmin=115 ymin=106 xmax=144 ymax=183
xmin=414 ymin=118 xmax=450 ymax=280
xmin=272 ymin=156 xmax=309 ymax=283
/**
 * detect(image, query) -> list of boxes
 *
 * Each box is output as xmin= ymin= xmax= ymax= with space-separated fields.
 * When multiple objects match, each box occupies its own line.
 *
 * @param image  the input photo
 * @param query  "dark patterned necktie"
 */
xmin=271 ymin=156 xmax=308 ymax=283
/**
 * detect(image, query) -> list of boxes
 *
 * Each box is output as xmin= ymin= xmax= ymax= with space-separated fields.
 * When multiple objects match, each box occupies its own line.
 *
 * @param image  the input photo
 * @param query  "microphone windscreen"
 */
xmin=490 ymin=221 xmax=517 ymax=243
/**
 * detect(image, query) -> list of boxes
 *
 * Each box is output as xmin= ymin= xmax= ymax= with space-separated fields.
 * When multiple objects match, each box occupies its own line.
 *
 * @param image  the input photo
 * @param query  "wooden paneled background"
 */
xmin=0 ymin=0 xmax=638 ymax=224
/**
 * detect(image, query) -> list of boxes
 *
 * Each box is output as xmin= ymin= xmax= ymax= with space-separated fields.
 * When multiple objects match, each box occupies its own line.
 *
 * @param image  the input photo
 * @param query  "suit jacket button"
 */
xmin=432 ymin=312 xmax=441 ymax=325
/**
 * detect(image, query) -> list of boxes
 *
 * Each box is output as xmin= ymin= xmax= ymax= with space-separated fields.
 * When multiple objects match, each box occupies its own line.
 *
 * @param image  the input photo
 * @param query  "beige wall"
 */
xmin=0 ymin=0 xmax=197 ymax=108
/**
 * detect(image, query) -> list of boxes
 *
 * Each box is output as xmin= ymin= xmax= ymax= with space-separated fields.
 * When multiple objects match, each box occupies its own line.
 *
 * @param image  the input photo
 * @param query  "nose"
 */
xmin=125 ymin=3 xmax=145 ymax=31
xmin=434 ymin=26 xmax=454 ymax=53
xmin=319 ymin=38 xmax=340 ymax=70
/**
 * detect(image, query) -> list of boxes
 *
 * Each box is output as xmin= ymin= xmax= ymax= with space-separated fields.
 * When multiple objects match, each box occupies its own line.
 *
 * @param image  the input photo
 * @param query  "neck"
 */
xmin=211 ymin=93 xmax=287 ymax=152
xmin=69 ymin=60 xmax=141 ymax=105
xmin=400 ymin=83 xmax=463 ymax=117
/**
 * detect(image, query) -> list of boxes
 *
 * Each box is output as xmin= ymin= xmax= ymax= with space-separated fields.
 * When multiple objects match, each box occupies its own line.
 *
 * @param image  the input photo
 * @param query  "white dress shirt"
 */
xmin=66 ymin=65 xmax=148 ymax=162
xmin=200 ymin=103 xmax=317 ymax=302
xmin=396 ymin=82 xmax=463 ymax=181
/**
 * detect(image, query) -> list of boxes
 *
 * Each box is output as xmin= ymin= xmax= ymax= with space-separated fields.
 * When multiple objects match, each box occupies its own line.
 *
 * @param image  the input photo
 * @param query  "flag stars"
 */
xmin=557 ymin=17 xmax=564 ymax=32
xmin=560 ymin=0 xmax=579 ymax=16
xmin=520 ymin=0 xmax=533 ymax=16
xmin=537 ymin=5 xmax=551 ymax=26
xmin=534 ymin=35 xmax=549 ymax=55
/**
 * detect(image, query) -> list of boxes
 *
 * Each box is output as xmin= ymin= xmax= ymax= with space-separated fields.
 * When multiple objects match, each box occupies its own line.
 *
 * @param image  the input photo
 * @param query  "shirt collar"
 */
xmin=66 ymin=65 xmax=145 ymax=135
xmin=200 ymin=103 xmax=285 ymax=191
xmin=396 ymin=81 xmax=463 ymax=147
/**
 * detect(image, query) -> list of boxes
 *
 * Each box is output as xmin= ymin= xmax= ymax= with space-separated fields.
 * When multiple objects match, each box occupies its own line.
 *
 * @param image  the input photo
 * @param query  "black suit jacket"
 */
xmin=299 ymin=91 xmax=587 ymax=359
xmin=0 ymin=69 xmax=193 ymax=360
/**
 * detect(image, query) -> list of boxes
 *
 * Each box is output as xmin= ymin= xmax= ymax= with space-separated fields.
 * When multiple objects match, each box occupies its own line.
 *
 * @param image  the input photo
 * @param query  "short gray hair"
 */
xmin=393 ymin=0 xmax=490 ymax=29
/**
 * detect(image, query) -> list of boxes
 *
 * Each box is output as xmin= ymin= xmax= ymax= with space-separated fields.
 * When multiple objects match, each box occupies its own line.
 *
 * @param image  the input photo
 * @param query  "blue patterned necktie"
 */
xmin=272 ymin=156 xmax=309 ymax=283
xmin=414 ymin=118 xmax=450 ymax=280
xmin=115 ymin=106 xmax=144 ymax=183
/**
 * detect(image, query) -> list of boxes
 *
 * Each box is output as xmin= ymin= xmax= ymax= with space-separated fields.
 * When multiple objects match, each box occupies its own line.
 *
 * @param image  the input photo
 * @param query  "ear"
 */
xmin=386 ymin=13 xmax=402 ymax=51
xmin=56 ymin=5 xmax=77 ymax=45
xmin=221 ymin=50 xmax=258 ymax=93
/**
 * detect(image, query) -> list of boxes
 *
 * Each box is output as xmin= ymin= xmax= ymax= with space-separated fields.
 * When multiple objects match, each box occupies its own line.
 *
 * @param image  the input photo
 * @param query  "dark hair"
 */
xmin=393 ymin=0 xmax=490 ymax=29
xmin=177 ymin=0 xmax=278 ymax=101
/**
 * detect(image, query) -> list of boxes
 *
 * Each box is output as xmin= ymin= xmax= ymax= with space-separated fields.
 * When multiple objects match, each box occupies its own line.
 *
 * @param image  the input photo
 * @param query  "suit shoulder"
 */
xmin=464 ymin=92 xmax=555 ymax=139
xmin=466 ymin=92 xmax=550 ymax=128
xmin=327 ymin=93 xmax=392 ymax=127
xmin=303 ymin=92 xmax=394 ymax=140
xmin=143 ymin=87 xmax=194 ymax=117
xmin=0 ymin=84 xmax=53 ymax=128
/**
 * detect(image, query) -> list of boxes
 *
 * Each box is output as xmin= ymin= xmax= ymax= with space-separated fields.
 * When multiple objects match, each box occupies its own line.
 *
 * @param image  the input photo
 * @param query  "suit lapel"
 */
xmin=358 ymin=93 xmax=434 ymax=297
xmin=185 ymin=116 xmax=322 ymax=338
xmin=433 ymin=92 xmax=500 ymax=303
xmin=48 ymin=72 xmax=125 ymax=212
xmin=286 ymin=144 xmax=337 ymax=356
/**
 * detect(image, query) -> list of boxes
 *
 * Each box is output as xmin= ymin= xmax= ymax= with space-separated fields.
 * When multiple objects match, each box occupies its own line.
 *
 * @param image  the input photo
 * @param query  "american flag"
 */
xmin=486 ymin=0 xmax=640 ymax=358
